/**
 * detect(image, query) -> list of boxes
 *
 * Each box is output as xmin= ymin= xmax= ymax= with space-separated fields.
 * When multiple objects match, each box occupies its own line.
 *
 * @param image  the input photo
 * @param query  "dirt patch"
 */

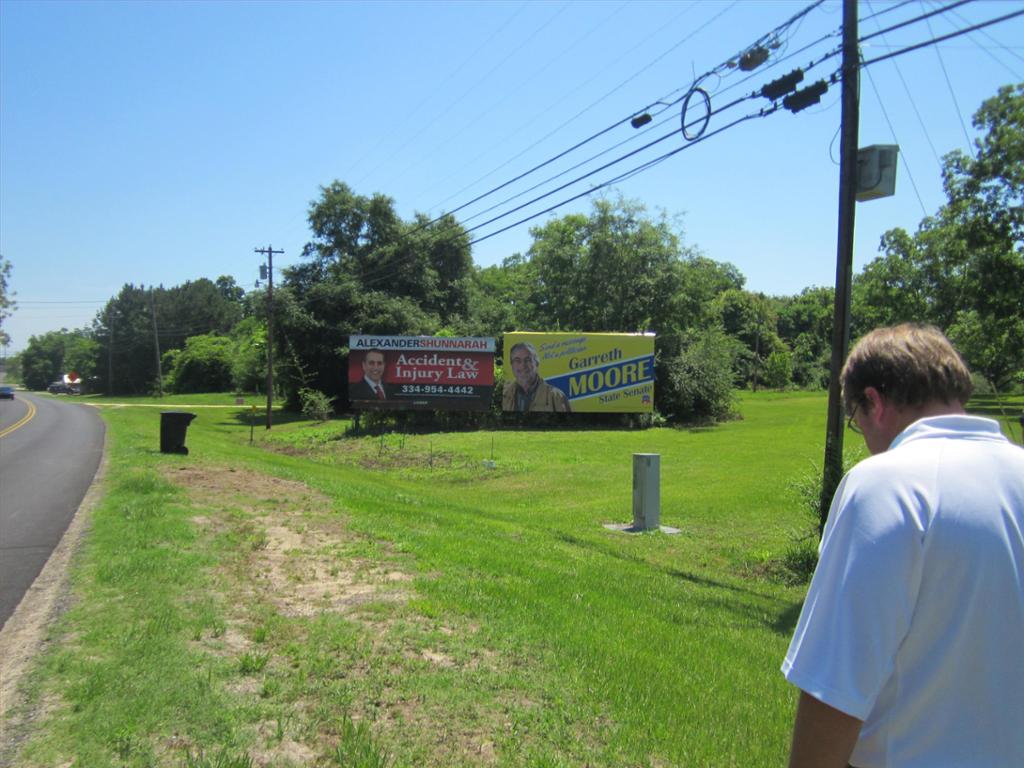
xmin=168 ymin=465 xmax=414 ymax=622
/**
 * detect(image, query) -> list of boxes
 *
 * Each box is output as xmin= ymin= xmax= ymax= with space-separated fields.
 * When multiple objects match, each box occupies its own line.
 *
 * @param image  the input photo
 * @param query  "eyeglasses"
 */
xmin=847 ymin=402 xmax=862 ymax=434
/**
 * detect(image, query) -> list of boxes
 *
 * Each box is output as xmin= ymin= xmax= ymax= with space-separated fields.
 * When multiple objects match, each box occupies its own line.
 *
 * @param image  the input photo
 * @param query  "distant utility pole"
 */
xmin=819 ymin=0 xmax=860 ymax=534
xmin=254 ymin=245 xmax=283 ymax=429
xmin=107 ymin=305 xmax=115 ymax=395
xmin=150 ymin=288 xmax=163 ymax=397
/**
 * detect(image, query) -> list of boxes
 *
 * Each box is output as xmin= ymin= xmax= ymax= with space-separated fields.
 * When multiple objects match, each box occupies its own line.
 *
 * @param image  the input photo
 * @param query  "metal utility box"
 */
xmin=632 ymin=453 xmax=661 ymax=531
xmin=856 ymin=144 xmax=899 ymax=201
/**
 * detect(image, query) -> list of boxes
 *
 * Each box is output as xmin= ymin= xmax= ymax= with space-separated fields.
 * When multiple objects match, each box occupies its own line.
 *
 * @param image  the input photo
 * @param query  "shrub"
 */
xmin=299 ymin=388 xmax=333 ymax=421
xmin=658 ymin=326 xmax=738 ymax=424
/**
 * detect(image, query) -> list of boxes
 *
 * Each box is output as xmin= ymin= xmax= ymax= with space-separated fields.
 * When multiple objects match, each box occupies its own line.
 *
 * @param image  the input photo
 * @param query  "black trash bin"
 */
xmin=160 ymin=411 xmax=197 ymax=454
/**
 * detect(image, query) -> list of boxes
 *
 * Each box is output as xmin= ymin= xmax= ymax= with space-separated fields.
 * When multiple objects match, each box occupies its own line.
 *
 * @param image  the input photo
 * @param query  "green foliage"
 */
xmin=714 ymin=288 xmax=786 ymax=389
xmin=229 ymin=316 xmax=267 ymax=393
xmin=298 ymin=387 xmax=333 ymax=421
xmin=523 ymin=195 xmax=691 ymax=334
xmin=277 ymin=181 xmax=473 ymax=406
xmin=19 ymin=328 xmax=95 ymax=390
xmin=658 ymin=326 xmax=738 ymax=423
xmin=94 ymin=280 xmax=244 ymax=395
xmin=854 ymin=84 xmax=1024 ymax=390
xmin=0 ymin=256 xmax=14 ymax=347
xmin=773 ymin=286 xmax=833 ymax=389
xmin=163 ymin=334 xmax=235 ymax=393
xmin=332 ymin=717 xmax=392 ymax=768
xmin=763 ymin=348 xmax=793 ymax=390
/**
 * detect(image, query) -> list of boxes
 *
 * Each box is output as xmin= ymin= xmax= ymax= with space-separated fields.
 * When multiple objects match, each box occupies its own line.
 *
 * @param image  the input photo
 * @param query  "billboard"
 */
xmin=349 ymin=335 xmax=495 ymax=411
xmin=502 ymin=332 xmax=655 ymax=413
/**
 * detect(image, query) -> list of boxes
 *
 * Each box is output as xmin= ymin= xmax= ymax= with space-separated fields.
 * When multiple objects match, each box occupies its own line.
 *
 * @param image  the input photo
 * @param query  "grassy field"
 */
xmin=7 ymin=390 xmax=1022 ymax=767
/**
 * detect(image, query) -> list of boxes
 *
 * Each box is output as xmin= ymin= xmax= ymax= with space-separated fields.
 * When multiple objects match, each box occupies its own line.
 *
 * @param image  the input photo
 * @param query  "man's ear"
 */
xmin=862 ymin=386 xmax=887 ymax=425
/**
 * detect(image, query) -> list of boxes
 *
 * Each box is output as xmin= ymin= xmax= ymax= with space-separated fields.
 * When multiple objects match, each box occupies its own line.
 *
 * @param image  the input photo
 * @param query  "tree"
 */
xmin=0 ymin=257 xmax=14 ymax=347
xmin=464 ymin=254 xmax=537 ymax=337
xmin=93 ymin=279 xmax=245 ymax=394
xmin=714 ymin=288 xmax=785 ymax=389
xmin=277 ymin=181 xmax=473 ymax=406
xmin=854 ymin=85 xmax=1024 ymax=388
xmin=774 ymin=286 xmax=833 ymax=388
xmin=659 ymin=326 xmax=738 ymax=423
xmin=525 ymin=196 xmax=686 ymax=333
xmin=163 ymin=333 xmax=235 ymax=393
xmin=19 ymin=329 xmax=93 ymax=390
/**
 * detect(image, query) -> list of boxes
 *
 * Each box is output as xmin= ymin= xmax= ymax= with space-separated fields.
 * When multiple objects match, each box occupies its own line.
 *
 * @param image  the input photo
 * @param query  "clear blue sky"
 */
xmin=2 ymin=0 xmax=1021 ymax=353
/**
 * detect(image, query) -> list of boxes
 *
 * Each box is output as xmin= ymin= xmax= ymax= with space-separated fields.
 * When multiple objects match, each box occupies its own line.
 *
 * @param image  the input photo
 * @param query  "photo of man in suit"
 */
xmin=350 ymin=349 xmax=393 ymax=401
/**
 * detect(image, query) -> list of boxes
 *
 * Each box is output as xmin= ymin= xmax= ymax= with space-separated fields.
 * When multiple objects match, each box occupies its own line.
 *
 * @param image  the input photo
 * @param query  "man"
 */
xmin=350 ymin=349 xmax=392 ymax=401
xmin=783 ymin=323 xmax=1024 ymax=767
xmin=502 ymin=341 xmax=571 ymax=413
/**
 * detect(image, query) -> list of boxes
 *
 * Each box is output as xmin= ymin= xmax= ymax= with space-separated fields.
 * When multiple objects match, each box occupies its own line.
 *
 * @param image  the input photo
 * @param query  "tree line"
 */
xmin=10 ymin=85 xmax=1022 ymax=422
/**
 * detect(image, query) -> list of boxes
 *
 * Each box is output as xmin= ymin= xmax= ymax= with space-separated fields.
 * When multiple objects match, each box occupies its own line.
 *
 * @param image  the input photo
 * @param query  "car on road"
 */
xmin=0 ymin=385 xmax=14 ymax=399
xmin=47 ymin=381 xmax=74 ymax=394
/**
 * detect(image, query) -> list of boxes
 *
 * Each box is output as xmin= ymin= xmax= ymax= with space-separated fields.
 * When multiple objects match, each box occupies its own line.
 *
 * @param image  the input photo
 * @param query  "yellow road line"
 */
xmin=0 ymin=398 xmax=37 ymax=438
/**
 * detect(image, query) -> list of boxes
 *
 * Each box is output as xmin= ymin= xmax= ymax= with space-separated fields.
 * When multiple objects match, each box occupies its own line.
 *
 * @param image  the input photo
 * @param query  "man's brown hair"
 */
xmin=841 ymin=323 xmax=973 ymax=415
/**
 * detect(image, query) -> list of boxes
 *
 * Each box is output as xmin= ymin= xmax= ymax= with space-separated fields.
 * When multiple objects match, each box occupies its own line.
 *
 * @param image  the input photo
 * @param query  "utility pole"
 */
xmin=150 ymin=287 xmax=163 ymax=397
xmin=819 ymin=0 xmax=860 ymax=534
xmin=107 ymin=305 xmax=114 ymax=395
xmin=255 ymin=245 xmax=283 ymax=429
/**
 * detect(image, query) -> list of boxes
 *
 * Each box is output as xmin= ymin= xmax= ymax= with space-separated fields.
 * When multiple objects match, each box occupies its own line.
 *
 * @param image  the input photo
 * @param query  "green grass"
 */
xmin=9 ymin=390 xmax=1022 ymax=766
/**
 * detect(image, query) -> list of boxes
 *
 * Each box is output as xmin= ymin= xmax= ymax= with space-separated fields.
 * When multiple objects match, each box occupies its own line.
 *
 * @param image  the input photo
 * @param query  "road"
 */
xmin=0 ymin=392 xmax=105 ymax=629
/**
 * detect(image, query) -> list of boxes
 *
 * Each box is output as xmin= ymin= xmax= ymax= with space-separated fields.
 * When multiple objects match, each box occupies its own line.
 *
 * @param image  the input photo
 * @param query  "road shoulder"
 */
xmin=0 ymin=444 xmax=108 ymax=758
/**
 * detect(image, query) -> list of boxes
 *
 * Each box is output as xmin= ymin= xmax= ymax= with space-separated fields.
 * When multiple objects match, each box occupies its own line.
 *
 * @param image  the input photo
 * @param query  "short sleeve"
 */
xmin=782 ymin=465 xmax=927 ymax=719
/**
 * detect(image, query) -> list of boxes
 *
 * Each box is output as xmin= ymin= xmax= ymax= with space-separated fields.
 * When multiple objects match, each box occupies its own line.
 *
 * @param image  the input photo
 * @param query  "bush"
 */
xmin=658 ymin=327 xmax=738 ymax=424
xmin=298 ymin=388 xmax=333 ymax=421
xmin=163 ymin=334 xmax=234 ymax=393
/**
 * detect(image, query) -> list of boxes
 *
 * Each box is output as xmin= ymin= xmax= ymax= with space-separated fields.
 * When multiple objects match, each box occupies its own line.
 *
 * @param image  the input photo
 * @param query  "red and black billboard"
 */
xmin=348 ymin=335 xmax=495 ymax=411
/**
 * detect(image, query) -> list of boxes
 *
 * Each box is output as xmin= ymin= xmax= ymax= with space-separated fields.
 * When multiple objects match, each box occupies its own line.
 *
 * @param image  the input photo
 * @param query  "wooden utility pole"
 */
xmin=107 ymin=304 xmax=114 ymax=395
xmin=819 ymin=0 xmax=860 ymax=533
xmin=150 ymin=288 xmax=163 ymax=397
xmin=255 ymin=245 xmax=283 ymax=429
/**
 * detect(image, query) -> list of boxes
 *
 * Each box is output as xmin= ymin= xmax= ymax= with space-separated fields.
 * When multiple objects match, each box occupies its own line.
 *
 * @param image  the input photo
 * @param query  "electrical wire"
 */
xmin=423 ymin=1 xmax=738 ymax=218
xmin=861 ymin=0 xmax=922 ymax=24
xmin=424 ymin=0 xmax=826 ymax=224
xmin=861 ymin=6 xmax=1024 ymax=67
xmin=468 ymin=103 xmax=785 ymax=247
xmin=859 ymin=0 xmax=978 ymax=44
xmin=924 ymin=13 xmax=974 ymax=151
xmin=864 ymin=1 xmax=943 ymax=169
xmin=344 ymin=50 xmax=845 ymax=291
xmin=340 ymin=1 xmax=531 ymax=182
xmin=293 ymin=0 xmax=838 ymax=292
xmin=930 ymin=2 xmax=1023 ymax=84
xmin=352 ymin=2 xmax=571 ymax=191
xmin=453 ymin=38 xmax=846 ymax=230
xmin=862 ymin=62 xmax=929 ymax=217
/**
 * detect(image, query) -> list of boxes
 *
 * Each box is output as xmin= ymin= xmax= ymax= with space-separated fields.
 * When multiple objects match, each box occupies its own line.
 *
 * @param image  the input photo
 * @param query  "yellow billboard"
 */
xmin=502 ymin=332 xmax=655 ymax=413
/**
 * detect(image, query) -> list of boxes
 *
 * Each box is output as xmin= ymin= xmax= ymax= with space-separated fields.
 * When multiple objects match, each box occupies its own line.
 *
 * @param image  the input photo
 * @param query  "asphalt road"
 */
xmin=0 ymin=392 xmax=105 ymax=629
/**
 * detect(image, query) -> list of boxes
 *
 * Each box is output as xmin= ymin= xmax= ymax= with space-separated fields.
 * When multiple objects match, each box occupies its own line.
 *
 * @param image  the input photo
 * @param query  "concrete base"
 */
xmin=603 ymin=523 xmax=681 ymax=535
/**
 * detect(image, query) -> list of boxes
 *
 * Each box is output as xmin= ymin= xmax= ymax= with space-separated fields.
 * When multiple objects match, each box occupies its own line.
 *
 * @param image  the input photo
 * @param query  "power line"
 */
xmin=859 ymin=0 xmax=977 ymax=44
xmin=864 ymin=1 xmax=944 ymax=169
xmin=364 ymin=2 xmax=574 ymax=193
xmin=422 ymin=0 xmax=739 ymax=217
xmin=292 ymin=0 xmax=840 ymax=293
xmin=341 ymin=2 xmax=531 ymax=183
xmin=925 ymin=14 xmax=974 ymax=151
xmin=931 ymin=2 xmax=1024 ymax=85
xmin=468 ymin=103 xmax=785 ymax=247
xmin=861 ymin=6 xmax=1024 ymax=66
xmin=420 ymin=0 xmax=829 ymax=232
xmin=862 ymin=62 xmax=929 ymax=217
